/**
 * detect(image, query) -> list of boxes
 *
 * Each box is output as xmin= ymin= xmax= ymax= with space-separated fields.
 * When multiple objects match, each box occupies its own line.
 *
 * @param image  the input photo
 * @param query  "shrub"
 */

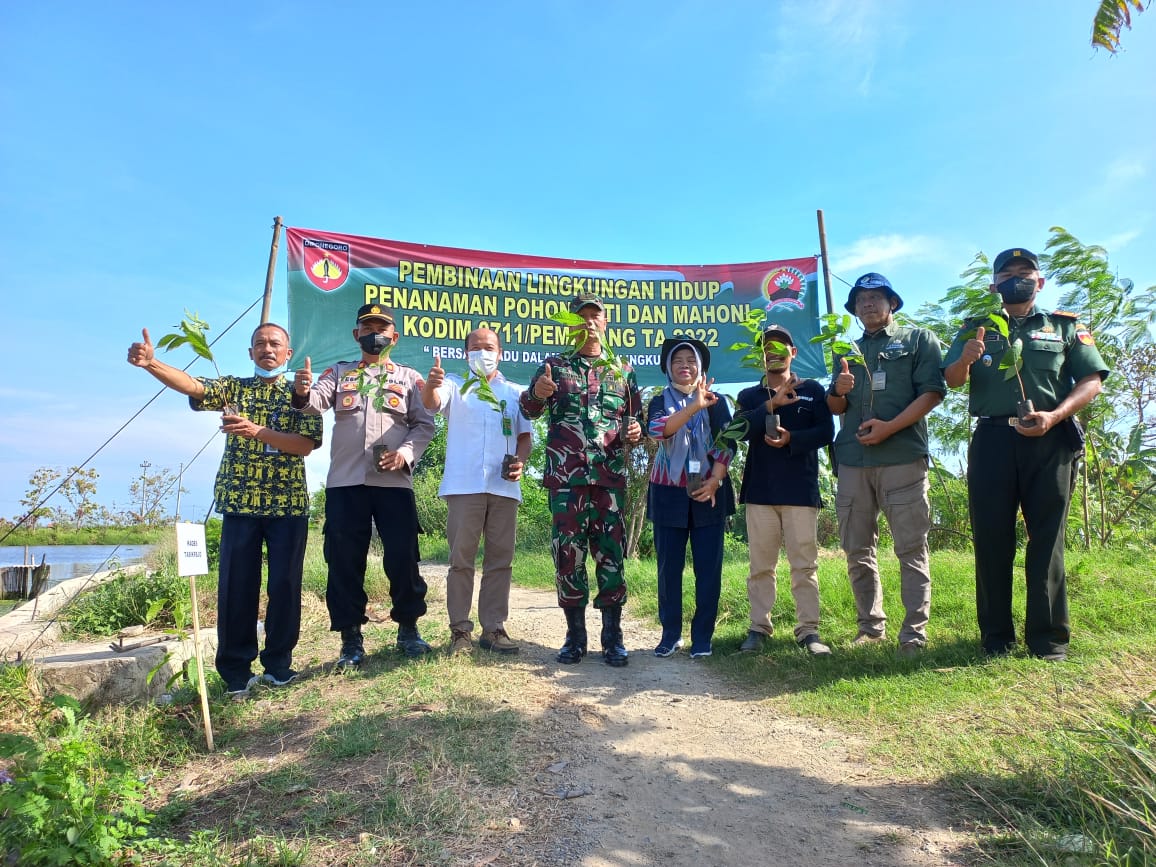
xmin=60 ymin=569 xmax=189 ymax=638
xmin=0 ymin=695 xmax=152 ymax=866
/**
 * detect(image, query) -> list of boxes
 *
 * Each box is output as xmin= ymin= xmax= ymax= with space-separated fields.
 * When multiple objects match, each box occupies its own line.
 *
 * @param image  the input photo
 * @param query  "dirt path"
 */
xmin=426 ymin=566 xmax=970 ymax=867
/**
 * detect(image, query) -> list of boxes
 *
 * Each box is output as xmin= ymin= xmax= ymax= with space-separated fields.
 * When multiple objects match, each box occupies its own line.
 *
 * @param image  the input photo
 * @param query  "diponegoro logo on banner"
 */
xmin=303 ymin=238 xmax=351 ymax=291
xmin=761 ymin=266 xmax=806 ymax=310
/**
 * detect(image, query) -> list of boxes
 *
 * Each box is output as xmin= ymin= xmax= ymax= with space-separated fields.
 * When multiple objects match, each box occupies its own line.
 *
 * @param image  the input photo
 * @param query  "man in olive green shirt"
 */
xmin=943 ymin=248 xmax=1107 ymax=661
xmin=827 ymin=273 xmax=945 ymax=655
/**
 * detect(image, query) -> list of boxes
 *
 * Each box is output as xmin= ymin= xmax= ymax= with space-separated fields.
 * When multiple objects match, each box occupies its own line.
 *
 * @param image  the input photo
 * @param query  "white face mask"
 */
xmin=467 ymin=349 xmax=499 ymax=377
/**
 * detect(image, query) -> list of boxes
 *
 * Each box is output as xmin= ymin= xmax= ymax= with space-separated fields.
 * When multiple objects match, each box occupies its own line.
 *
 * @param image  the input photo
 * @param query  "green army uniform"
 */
xmin=943 ymin=309 xmax=1108 ymax=656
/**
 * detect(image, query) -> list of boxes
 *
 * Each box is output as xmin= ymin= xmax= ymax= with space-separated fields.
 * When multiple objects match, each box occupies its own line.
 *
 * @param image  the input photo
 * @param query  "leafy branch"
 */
xmin=156 ymin=311 xmax=224 ymax=380
xmin=550 ymin=309 xmax=629 ymax=383
xmin=809 ymin=313 xmax=866 ymax=368
xmin=728 ymin=308 xmax=790 ymax=377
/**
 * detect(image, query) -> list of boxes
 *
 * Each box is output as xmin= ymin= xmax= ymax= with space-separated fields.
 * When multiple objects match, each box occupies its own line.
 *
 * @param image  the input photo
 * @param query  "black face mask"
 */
xmin=359 ymin=332 xmax=392 ymax=355
xmin=996 ymin=275 xmax=1037 ymax=305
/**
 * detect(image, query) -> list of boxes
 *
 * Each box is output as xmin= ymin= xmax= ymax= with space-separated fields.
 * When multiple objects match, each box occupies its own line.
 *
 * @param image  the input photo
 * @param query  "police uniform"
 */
xmin=294 ymin=357 xmax=436 ymax=632
xmin=944 ymin=308 xmax=1108 ymax=656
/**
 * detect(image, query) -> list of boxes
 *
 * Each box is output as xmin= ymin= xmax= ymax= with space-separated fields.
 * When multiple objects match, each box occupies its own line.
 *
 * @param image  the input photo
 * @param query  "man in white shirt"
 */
xmin=423 ymin=328 xmax=533 ymax=654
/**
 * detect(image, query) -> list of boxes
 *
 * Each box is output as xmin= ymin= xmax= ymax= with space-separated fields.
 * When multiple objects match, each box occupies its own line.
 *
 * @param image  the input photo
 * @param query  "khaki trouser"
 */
xmin=835 ymin=460 xmax=931 ymax=644
xmin=745 ymin=504 xmax=822 ymax=641
xmin=445 ymin=493 xmax=518 ymax=634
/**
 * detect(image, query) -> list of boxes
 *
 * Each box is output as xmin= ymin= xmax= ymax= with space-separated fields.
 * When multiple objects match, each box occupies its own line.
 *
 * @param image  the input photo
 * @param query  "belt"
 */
xmin=977 ymin=416 xmax=1018 ymax=427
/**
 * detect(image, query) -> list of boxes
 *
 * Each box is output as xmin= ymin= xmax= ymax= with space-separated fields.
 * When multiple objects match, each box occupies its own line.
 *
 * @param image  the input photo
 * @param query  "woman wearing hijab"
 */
xmin=646 ymin=338 xmax=736 ymax=658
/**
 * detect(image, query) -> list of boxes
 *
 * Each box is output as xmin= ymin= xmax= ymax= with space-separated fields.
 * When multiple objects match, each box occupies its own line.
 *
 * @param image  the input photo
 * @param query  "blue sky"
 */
xmin=1 ymin=1 xmax=1153 ymax=523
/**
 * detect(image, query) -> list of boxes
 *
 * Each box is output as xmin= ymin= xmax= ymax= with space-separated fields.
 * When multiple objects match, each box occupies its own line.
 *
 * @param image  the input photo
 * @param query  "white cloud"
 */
xmin=752 ymin=0 xmax=889 ymax=99
xmin=1105 ymin=158 xmax=1147 ymax=185
xmin=831 ymin=233 xmax=945 ymax=275
xmin=1097 ymin=229 xmax=1141 ymax=251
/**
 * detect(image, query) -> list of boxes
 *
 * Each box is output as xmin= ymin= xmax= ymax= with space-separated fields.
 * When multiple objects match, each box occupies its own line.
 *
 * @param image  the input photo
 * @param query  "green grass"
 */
xmin=1 ymin=524 xmax=167 ymax=547
xmin=536 ymin=542 xmax=1155 ymax=863
xmin=7 ymin=522 xmax=1153 ymax=865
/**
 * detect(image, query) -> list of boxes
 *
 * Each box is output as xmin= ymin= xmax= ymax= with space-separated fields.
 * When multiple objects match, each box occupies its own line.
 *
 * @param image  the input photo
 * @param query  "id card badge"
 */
xmin=687 ymin=459 xmax=702 ymax=475
xmin=263 ymin=443 xmax=281 ymax=454
xmin=871 ymin=369 xmax=887 ymax=391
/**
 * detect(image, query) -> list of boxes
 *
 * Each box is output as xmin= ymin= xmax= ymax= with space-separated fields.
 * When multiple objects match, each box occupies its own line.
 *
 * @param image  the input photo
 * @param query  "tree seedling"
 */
xmin=460 ymin=370 xmax=521 ymax=479
xmin=157 ymin=310 xmax=236 ymax=414
xmin=730 ymin=307 xmax=791 ymax=436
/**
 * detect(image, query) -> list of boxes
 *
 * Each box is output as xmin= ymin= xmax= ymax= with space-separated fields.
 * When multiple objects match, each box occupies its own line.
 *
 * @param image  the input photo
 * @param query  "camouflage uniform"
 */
xmin=520 ymin=352 xmax=642 ymax=608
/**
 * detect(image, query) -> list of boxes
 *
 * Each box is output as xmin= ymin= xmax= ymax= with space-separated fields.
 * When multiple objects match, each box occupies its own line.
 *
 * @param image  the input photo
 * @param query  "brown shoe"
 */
xmin=450 ymin=629 xmax=474 ymax=655
xmin=851 ymin=632 xmax=887 ymax=646
xmin=479 ymin=627 xmax=519 ymax=654
xmin=898 ymin=639 xmax=926 ymax=659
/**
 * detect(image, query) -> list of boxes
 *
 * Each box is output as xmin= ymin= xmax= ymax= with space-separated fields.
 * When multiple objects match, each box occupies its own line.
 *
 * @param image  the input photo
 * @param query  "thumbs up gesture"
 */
xmin=294 ymin=356 xmax=313 ymax=396
xmin=962 ymin=326 xmax=987 ymax=365
xmin=426 ymin=355 xmax=445 ymax=391
xmin=834 ymin=356 xmax=855 ymax=397
xmin=533 ymin=362 xmax=557 ymax=400
xmin=127 ymin=328 xmax=155 ymax=367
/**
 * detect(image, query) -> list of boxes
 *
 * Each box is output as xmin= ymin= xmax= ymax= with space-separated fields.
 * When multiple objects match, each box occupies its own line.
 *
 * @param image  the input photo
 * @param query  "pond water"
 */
xmin=0 ymin=544 xmax=155 ymax=589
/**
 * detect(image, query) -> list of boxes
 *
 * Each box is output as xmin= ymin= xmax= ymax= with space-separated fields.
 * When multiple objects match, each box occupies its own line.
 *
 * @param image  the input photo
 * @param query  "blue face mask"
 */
xmin=254 ymin=362 xmax=288 ymax=380
xmin=996 ymin=275 xmax=1037 ymax=305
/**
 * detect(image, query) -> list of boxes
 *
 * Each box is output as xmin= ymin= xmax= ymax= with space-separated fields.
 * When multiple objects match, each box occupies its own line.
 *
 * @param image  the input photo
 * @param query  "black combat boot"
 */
xmin=397 ymin=623 xmax=432 ymax=658
xmin=601 ymin=606 xmax=628 ymax=667
xmin=337 ymin=626 xmax=365 ymax=668
xmin=556 ymin=606 xmax=587 ymax=664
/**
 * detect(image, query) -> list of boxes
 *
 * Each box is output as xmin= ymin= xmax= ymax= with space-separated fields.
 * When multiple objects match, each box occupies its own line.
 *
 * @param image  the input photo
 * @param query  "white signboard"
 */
xmin=175 ymin=522 xmax=209 ymax=577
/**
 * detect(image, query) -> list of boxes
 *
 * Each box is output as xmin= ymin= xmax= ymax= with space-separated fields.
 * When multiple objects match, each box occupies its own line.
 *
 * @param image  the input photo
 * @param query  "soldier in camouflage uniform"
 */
xmin=944 ymin=248 xmax=1108 ymax=662
xmin=128 ymin=322 xmax=322 ymax=696
xmin=520 ymin=294 xmax=643 ymax=667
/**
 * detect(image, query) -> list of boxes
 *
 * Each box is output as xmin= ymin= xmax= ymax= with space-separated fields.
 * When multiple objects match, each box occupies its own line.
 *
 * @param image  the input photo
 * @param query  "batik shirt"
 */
xmin=520 ymin=352 xmax=642 ymax=491
xmin=192 ymin=376 xmax=322 ymax=517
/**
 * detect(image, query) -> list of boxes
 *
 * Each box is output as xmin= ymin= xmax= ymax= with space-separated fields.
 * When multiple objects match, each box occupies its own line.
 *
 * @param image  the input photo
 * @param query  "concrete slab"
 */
xmin=34 ymin=629 xmax=218 ymax=708
xmin=0 ymin=564 xmax=148 ymax=661
xmin=0 ymin=565 xmax=220 ymax=709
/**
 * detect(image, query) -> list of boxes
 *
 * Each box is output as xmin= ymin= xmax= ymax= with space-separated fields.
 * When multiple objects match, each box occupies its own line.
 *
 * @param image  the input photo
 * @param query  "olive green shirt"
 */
xmin=943 ymin=308 xmax=1109 ymax=417
xmin=831 ymin=322 xmax=945 ymax=468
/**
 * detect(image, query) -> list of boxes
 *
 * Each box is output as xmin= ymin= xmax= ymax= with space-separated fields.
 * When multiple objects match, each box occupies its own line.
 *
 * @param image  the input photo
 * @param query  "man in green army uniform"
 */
xmin=520 ymin=294 xmax=642 ymax=667
xmin=943 ymin=248 xmax=1108 ymax=661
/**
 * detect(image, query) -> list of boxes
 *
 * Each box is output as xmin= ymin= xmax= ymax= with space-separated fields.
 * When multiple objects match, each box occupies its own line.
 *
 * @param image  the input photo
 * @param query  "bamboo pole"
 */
xmin=816 ymin=209 xmax=834 ymax=315
xmin=260 ymin=216 xmax=284 ymax=325
xmin=187 ymin=575 xmax=215 ymax=751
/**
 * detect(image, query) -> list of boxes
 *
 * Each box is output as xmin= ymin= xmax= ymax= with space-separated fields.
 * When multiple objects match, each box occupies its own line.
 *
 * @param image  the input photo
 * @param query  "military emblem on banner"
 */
xmin=303 ymin=238 xmax=351 ymax=292
xmin=761 ymin=267 xmax=806 ymax=310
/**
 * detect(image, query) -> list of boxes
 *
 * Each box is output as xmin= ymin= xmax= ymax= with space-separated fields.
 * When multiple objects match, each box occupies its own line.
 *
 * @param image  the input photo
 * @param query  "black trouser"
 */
xmin=968 ymin=421 xmax=1076 ymax=656
xmin=215 ymin=514 xmax=308 ymax=688
xmin=323 ymin=485 xmax=427 ymax=631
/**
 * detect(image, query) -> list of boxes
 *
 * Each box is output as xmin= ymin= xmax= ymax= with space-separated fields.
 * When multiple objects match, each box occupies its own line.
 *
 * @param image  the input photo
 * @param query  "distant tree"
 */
xmin=60 ymin=466 xmax=100 ymax=529
xmin=1092 ymin=0 xmax=1149 ymax=53
xmin=128 ymin=465 xmax=178 ymax=525
xmin=909 ymin=228 xmax=1155 ymax=548
xmin=1043 ymin=226 xmax=1156 ymax=544
xmin=19 ymin=466 xmax=61 ymax=528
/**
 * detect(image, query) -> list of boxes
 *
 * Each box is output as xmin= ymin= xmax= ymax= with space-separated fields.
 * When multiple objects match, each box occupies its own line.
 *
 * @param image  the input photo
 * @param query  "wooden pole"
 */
xmin=816 ymin=209 xmax=835 ymax=315
xmin=259 ymin=216 xmax=284 ymax=325
xmin=187 ymin=575 xmax=215 ymax=751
